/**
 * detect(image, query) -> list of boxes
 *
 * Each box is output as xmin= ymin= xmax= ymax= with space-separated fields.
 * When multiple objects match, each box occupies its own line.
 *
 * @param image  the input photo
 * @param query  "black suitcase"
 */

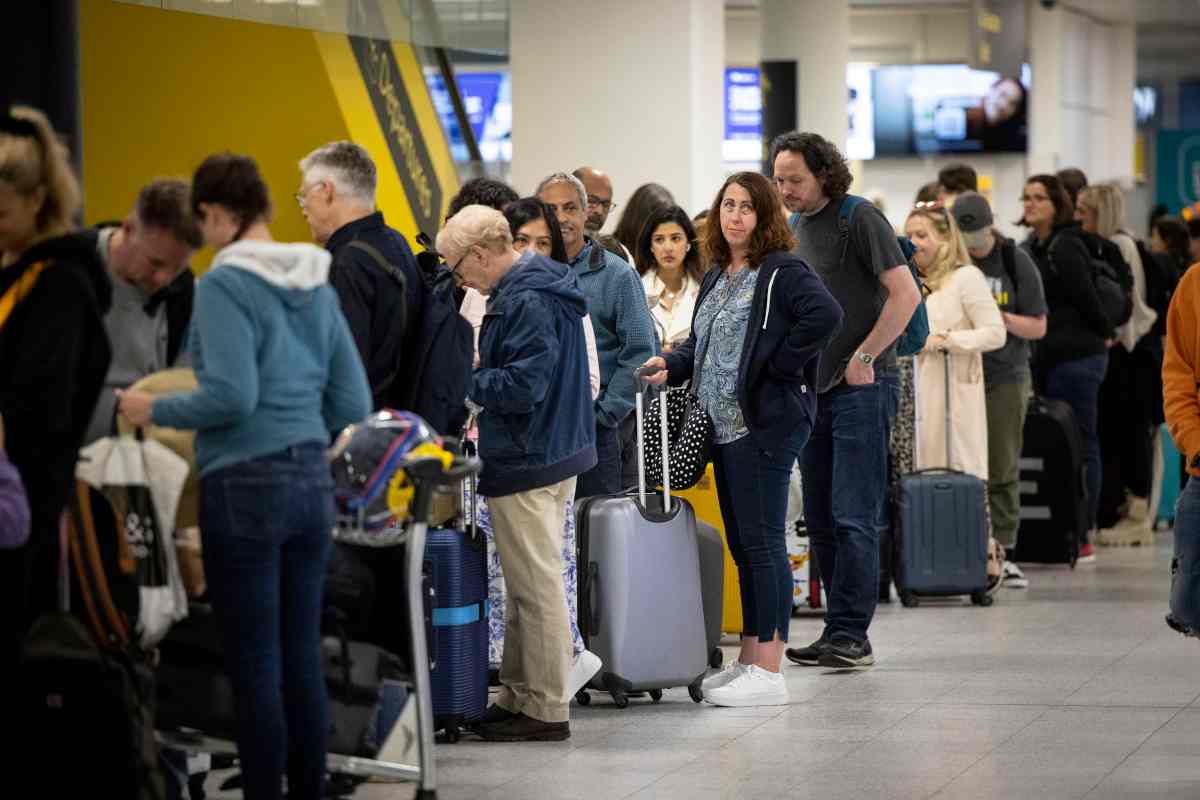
xmin=1013 ymin=395 xmax=1084 ymax=566
xmin=894 ymin=351 xmax=993 ymax=608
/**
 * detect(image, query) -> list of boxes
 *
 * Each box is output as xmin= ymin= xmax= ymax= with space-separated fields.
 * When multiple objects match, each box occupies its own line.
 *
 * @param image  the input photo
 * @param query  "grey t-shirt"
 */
xmin=83 ymin=227 xmax=171 ymax=445
xmin=792 ymin=198 xmax=907 ymax=392
xmin=972 ymin=236 xmax=1047 ymax=386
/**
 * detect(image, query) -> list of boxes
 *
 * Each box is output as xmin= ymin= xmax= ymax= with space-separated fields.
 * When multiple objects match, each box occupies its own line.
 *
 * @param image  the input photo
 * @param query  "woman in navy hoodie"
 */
xmin=643 ymin=172 xmax=842 ymax=708
xmin=119 ymin=153 xmax=370 ymax=800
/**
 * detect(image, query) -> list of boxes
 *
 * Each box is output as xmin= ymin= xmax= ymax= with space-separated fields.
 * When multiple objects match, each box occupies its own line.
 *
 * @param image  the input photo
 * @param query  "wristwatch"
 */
xmin=855 ymin=351 xmax=875 ymax=366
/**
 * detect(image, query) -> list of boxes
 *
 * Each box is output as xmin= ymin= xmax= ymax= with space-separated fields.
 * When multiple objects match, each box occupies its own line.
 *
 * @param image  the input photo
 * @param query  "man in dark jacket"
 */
xmin=299 ymin=141 xmax=422 ymax=410
xmin=437 ymin=205 xmax=596 ymax=743
xmin=85 ymin=178 xmax=202 ymax=445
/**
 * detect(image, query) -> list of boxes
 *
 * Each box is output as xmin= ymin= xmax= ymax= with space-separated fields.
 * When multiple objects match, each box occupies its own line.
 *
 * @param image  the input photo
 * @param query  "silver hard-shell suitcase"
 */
xmin=575 ymin=382 xmax=709 ymax=707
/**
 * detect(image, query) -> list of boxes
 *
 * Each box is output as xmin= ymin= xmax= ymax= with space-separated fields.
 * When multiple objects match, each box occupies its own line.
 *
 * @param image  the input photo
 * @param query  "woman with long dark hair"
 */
xmin=642 ymin=173 xmax=842 ymax=707
xmin=119 ymin=153 xmax=370 ymax=800
xmin=635 ymin=205 xmax=705 ymax=351
xmin=1019 ymin=173 xmax=1111 ymax=561
xmin=612 ymin=182 xmax=674 ymax=264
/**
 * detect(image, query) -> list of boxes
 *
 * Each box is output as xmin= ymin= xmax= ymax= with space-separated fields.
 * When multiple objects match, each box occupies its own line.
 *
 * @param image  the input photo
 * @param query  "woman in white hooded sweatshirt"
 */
xmin=1077 ymin=183 xmax=1159 ymax=546
xmin=119 ymin=153 xmax=371 ymax=800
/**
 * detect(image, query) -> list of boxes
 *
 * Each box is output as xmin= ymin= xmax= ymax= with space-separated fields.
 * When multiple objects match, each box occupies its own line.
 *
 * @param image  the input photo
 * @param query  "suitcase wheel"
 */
xmin=575 ymin=688 xmax=591 ymax=706
xmin=900 ymin=591 xmax=919 ymax=608
xmin=709 ymin=648 xmax=724 ymax=669
xmin=612 ymin=690 xmax=630 ymax=709
xmin=649 ymin=689 xmax=663 ymax=703
xmin=688 ymin=681 xmax=704 ymax=703
xmin=971 ymin=591 xmax=994 ymax=607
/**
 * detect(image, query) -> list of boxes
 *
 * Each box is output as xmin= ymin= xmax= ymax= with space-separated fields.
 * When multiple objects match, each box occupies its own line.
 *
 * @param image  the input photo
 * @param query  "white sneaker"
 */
xmin=700 ymin=661 xmax=749 ymax=694
xmin=566 ymin=650 xmax=602 ymax=698
xmin=1001 ymin=560 xmax=1029 ymax=589
xmin=704 ymin=665 xmax=789 ymax=708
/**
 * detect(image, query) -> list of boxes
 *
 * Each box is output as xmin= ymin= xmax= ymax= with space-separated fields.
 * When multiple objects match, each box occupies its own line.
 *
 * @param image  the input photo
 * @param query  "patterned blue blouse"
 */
xmin=692 ymin=267 xmax=758 ymax=445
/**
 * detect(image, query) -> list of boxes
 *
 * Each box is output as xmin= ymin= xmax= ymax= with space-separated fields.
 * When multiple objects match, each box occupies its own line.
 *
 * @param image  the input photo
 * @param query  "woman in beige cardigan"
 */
xmin=905 ymin=205 xmax=1006 ymax=481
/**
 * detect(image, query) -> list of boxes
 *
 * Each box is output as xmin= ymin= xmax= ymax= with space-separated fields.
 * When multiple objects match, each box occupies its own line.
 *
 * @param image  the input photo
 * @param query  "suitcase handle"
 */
xmin=587 ymin=561 xmax=600 ymax=637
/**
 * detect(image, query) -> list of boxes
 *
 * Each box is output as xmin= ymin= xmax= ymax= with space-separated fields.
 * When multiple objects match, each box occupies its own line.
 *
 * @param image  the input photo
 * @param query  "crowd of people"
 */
xmin=1 ymin=101 xmax=1199 ymax=799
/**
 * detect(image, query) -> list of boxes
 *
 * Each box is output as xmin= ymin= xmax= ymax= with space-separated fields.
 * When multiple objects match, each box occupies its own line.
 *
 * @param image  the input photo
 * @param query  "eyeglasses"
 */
xmin=449 ymin=247 xmax=474 ymax=285
xmin=912 ymin=201 xmax=950 ymax=217
xmin=587 ymin=196 xmax=617 ymax=212
xmin=294 ymin=180 xmax=325 ymax=209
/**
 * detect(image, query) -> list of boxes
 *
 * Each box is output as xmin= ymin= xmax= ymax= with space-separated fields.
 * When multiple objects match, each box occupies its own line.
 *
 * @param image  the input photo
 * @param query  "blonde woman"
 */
xmin=1077 ymin=183 xmax=1158 ymax=546
xmin=0 ymin=107 xmax=113 ymax=668
xmin=905 ymin=204 xmax=1006 ymax=486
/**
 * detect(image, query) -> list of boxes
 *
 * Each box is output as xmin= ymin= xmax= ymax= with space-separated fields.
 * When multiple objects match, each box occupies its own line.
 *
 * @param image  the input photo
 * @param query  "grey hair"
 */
xmin=535 ymin=171 xmax=588 ymax=211
xmin=299 ymin=141 xmax=377 ymax=207
xmin=436 ymin=204 xmax=513 ymax=259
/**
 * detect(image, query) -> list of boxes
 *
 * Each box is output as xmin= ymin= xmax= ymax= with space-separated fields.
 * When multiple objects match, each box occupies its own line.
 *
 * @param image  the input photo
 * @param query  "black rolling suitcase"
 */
xmin=895 ymin=351 xmax=992 ymax=607
xmin=1013 ymin=395 xmax=1084 ymax=566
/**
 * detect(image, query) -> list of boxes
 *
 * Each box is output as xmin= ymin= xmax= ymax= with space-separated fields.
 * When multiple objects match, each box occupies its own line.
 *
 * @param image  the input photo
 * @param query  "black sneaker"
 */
xmin=479 ymin=713 xmax=570 ymax=742
xmin=817 ymin=637 xmax=875 ymax=669
xmin=784 ymin=636 xmax=830 ymax=666
xmin=480 ymin=703 xmax=517 ymax=725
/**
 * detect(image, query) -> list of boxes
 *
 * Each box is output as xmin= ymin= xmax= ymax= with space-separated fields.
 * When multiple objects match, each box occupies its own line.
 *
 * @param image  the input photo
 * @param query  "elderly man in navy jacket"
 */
xmin=437 ymin=204 xmax=597 ymax=743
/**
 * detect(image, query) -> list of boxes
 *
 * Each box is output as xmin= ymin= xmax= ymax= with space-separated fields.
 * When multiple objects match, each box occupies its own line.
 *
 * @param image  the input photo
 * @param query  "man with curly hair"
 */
xmin=772 ymin=131 xmax=921 ymax=670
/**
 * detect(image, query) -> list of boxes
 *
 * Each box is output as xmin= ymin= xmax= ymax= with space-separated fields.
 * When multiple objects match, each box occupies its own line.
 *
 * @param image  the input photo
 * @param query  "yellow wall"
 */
xmin=79 ymin=0 xmax=457 ymax=269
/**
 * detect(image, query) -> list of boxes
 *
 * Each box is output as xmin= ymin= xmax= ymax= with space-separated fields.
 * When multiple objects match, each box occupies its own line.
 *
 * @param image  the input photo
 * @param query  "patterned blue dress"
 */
xmin=692 ymin=268 xmax=758 ymax=444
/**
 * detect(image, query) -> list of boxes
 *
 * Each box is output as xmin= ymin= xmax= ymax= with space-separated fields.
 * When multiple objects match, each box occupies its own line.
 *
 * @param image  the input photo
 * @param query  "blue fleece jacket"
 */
xmin=568 ymin=241 xmax=657 ymax=428
xmin=472 ymin=252 xmax=597 ymax=497
xmin=153 ymin=241 xmax=371 ymax=476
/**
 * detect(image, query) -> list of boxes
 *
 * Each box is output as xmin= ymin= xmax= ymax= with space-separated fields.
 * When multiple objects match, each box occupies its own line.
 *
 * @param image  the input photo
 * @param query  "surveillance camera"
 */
xmin=1040 ymin=0 xmax=1056 ymax=8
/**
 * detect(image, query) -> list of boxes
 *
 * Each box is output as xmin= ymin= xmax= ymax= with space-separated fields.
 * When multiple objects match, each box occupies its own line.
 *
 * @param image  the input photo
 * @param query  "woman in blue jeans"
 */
xmin=643 ymin=172 xmax=842 ymax=707
xmin=1019 ymin=174 xmax=1113 ymax=562
xmin=119 ymin=153 xmax=370 ymax=800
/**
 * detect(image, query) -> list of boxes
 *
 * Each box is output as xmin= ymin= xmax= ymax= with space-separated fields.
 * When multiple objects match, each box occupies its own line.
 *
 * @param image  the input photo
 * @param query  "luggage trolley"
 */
xmin=159 ymin=412 xmax=480 ymax=800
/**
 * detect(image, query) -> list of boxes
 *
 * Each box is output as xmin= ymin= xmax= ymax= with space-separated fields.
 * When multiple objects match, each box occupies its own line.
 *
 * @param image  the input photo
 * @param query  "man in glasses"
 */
xmin=573 ymin=166 xmax=616 ymax=236
xmin=953 ymin=192 xmax=1046 ymax=589
xmin=537 ymin=172 xmax=655 ymax=498
xmin=297 ymin=141 xmax=422 ymax=411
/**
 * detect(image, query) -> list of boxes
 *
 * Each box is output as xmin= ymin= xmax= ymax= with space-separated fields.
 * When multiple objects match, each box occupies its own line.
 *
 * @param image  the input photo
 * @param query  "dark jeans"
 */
xmin=1045 ymin=353 xmax=1108 ymax=537
xmin=617 ymin=413 xmax=639 ymax=492
xmin=575 ymin=423 xmax=622 ymax=499
xmin=712 ymin=425 xmax=808 ymax=642
xmin=802 ymin=373 xmax=900 ymax=645
xmin=200 ymin=442 xmax=334 ymax=800
xmin=1171 ymin=477 xmax=1200 ymax=632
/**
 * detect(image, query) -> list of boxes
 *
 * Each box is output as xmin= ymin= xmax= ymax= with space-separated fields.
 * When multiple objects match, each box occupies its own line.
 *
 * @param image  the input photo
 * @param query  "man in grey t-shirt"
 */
xmin=773 ymin=132 xmax=921 ymax=670
xmin=953 ymin=192 xmax=1047 ymax=587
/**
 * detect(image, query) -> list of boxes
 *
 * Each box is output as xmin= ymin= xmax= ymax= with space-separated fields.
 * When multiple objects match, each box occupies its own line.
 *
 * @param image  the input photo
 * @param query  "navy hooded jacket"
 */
xmin=663 ymin=249 xmax=843 ymax=452
xmin=471 ymin=252 xmax=598 ymax=497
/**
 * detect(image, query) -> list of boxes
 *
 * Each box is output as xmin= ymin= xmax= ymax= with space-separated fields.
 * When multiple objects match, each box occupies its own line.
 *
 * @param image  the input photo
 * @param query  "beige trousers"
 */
xmin=488 ymin=477 xmax=576 ymax=723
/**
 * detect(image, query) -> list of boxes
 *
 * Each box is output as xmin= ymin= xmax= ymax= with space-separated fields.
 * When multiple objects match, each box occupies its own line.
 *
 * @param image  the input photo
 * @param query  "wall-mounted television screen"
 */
xmin=871 ymin=64 xmax=1030 ymax=156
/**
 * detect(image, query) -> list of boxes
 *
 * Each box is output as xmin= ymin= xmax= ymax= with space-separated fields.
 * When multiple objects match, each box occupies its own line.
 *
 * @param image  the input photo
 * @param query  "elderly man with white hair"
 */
xmin=297 ymin=141 xmax=422 ymax=410
xmin=438 ymin=204 xmax=596 ymax=742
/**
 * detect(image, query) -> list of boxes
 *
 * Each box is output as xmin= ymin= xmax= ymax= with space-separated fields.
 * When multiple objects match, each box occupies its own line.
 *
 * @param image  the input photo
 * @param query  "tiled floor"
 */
xmin=209 ymin=534 xmax=1200 ymax=799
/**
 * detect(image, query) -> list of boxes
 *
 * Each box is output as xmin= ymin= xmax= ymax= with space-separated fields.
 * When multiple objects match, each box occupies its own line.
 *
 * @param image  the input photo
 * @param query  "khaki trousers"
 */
xmin=985 ymin=375 xmax=1033 ymax=549
xmin=488 ymin=477 xmax=576 ymax=723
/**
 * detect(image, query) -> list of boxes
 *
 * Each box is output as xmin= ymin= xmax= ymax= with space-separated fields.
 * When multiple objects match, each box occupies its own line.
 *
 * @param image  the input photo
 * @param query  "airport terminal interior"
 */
xmin=6 ymin=0 xmax=1200 ymax=798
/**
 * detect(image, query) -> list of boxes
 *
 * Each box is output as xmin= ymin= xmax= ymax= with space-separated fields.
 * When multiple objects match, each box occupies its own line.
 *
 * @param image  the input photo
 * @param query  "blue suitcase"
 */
xmin=424 ymin=465 xmax=488 ymax=743
xmin=895 ymin=352 xmax=992 ymax=607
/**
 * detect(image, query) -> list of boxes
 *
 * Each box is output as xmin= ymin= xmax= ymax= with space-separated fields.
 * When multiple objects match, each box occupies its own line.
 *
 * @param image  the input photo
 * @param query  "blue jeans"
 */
xmin=1045 ymin=353 xmax=1108 ymax=536
xmin=802 ymin=373 xmax=900 ymax=644
xmin=200 ymin=442 xmax=334 ymax=800
xmin=712 ymin=425 xmax=808 ymax=643
xmin=1171 ymin=477 xmax=1200 ymax=633
xmin=576 ymin=423 xmax=622 ymax=498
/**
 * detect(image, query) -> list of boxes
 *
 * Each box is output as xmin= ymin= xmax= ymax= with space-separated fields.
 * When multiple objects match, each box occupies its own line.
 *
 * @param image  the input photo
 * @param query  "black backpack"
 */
xmin=1050 ymin=229 xmax=1134 ymax=328
xmin=395 ymin=232 xmax=473 ymax=436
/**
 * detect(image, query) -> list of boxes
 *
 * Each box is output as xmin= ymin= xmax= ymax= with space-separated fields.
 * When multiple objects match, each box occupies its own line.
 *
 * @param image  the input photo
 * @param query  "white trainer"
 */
xmin=704 ymin=665 xmax=789 ymax=708
xmin=700 ymin=661 xmax=749 ymax=694
xmin=1001 ymin=560 xmax=1029 ymax=589
xmin=566 ymin=649 xmax=603 ymax=698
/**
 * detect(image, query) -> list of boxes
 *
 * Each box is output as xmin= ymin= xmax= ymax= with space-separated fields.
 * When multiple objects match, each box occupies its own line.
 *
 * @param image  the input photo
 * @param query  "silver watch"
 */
xmin=855 ymin=351 xmax=875 ymax=366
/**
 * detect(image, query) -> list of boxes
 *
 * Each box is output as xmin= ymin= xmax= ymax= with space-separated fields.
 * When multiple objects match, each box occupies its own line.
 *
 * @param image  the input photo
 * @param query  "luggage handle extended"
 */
xmin=634 ymin=372 xmax=672 ymax=513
